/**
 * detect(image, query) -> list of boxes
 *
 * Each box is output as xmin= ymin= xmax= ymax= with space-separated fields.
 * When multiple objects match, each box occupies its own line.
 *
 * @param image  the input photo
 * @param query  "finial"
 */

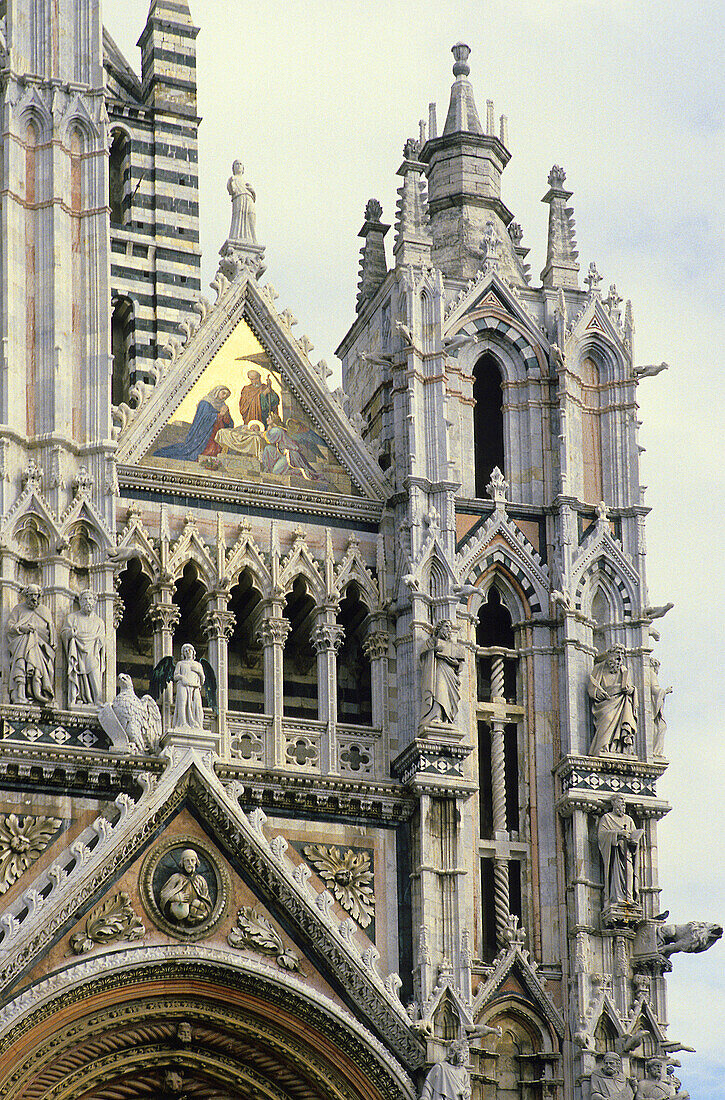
xmin=585 ymin=261 xmax=602 ymax=296
xmin=403 ymin=137 xmax=421 ymax=160
xmin=364 ymin=198 xmax=383 ymax=223
xmin=451 ymin=42 xmax=471 ymax=79
xmin=548 ymin=164 xmax=567 ymax=189
xmin=508 ymin=221 xmax=523 ymax=246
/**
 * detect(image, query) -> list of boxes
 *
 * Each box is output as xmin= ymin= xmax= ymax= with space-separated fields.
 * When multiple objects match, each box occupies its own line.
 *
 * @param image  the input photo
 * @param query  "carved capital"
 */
xmin=257 ymin=617 xmax=291 ymax=648
xmin=147 ymin=603 xmax=181 ymax=632
xmin=203 ymin=609 xmax=236 ymax=642
xmin=362 ymin=631 xmax=390 ymax=661
xmin=312 ymin=623 xmax=345 ymax=655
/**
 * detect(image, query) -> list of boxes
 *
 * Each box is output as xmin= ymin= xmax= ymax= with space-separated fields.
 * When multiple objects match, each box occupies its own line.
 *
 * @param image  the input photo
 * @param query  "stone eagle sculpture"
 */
xmin=99 ymin=673 xmax=163 ymax=754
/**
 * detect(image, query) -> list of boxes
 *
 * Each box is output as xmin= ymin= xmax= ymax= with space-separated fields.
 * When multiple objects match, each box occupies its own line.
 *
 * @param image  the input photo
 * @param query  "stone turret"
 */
xmin=419 ymin=43 xmax=515 ymax=280
xmin=356 ymin=199 xmax=389 ymax=313
xmin=540 ymin=164 xmax=580 ymax=289
xmin=137 ymin=0 xmax=199 ymax=115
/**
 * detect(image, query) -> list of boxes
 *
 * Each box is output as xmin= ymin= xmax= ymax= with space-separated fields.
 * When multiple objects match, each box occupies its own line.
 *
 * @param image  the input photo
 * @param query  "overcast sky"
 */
xmin=108 ymin=1 xmax=724 ymax=1092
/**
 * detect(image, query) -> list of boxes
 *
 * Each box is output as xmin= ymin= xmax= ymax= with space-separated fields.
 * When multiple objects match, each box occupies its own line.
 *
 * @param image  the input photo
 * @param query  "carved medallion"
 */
xmin=140 ymin=836 xmax=229 ymax=940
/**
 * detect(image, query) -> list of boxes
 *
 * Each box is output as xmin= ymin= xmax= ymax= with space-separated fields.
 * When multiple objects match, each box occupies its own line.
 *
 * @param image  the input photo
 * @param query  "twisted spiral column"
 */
xmin=491 ymin=715 xmax=510 ymax=946
xmin=493 ymin=857 xmax=511 ymax=945
xmin=491 ymin=653 xmax=505 ymax=701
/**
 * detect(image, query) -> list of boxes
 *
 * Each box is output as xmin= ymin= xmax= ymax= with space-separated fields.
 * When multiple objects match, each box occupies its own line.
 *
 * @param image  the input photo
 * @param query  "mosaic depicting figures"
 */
xmin=143 ymin=320 xmax=353 ymax=494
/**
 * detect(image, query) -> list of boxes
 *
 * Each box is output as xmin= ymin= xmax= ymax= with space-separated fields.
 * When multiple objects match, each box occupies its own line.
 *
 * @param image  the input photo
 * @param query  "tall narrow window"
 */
xmin=109 ymin=129 xmax=129 ymax=225
xmin=111 ymin=297 xmax=133 ymax=406
xmin=25 ymin=121 xmax=38 ymax=436
xmin=581 ymin=355 xmax=603 ymax=503
xmin=473 ymin=353 xmax=504 ymax=497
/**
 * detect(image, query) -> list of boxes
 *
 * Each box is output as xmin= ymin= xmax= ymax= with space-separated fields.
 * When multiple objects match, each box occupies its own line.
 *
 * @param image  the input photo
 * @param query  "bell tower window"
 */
xmin=473 ymin=353 xmax=504 ymax=497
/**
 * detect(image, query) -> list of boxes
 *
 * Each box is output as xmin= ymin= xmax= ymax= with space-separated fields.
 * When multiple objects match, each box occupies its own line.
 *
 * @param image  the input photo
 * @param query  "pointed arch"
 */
xmin=575 ymin=555 xmax=635 ymax=618
xmin=473 ymin=352 xmax=505 ymax=496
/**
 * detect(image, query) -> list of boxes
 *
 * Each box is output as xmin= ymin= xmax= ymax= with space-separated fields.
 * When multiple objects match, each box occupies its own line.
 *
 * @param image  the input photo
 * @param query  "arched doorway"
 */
xmin=0 ymin=952 xmax=416 ymax=1100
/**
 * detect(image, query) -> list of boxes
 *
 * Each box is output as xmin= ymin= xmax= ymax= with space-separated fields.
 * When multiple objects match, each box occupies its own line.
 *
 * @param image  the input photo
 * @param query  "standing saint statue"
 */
xmin=597 ymin=795 xmax=644 ymax=909
xmin=6 ymin=584 xmax=55 ymax=704
xmin=61 ymin=589 xmax=105 ymax=706
xmin=649 ymin=656 xmax=671 ymax=758
xmin=172 ymin=643 xmax=205 ymax=731
xmin=227 ymin=159 xmax=257 ymax=244
xmin=588 ymin=644 xmax=638 ymax=755
xmin=419 ymin=621 xmax=466 ymax=727
xmin=590 ymin=1052 xmax=636 ymax=1100
xmin=420 ymin=1040 xmax=471 ymax=1100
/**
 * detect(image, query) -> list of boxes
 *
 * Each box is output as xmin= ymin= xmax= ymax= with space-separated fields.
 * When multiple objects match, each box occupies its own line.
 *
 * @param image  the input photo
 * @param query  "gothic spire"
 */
xmin=443 ymin=43 xmax=484 ymax=135
xmin=419 ymin=44 xmax=514 ymax=279
xmin=540 ymin=165 xmax=580 ymax=290
xmin=138 ymin=0 xmax=199 ymax=114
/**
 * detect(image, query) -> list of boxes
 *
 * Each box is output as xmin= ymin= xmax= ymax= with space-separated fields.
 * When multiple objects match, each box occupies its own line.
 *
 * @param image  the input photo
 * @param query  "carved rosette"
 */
xmin=303 ymin=844 xmax=375 ymax=928
xmin=228 ymin=905 xmax=301 ymax=971
xmin=70 ymin=891 xmax=145 ymax=954
xmin=311 ymin=624 xmax=345 ymax=655
xmin=0 ymin=814 xmax=62 ymax=895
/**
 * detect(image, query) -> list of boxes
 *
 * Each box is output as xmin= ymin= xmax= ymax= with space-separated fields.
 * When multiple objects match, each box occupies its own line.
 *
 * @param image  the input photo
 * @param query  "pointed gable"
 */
xmin=116 ymin=274 xmax=388 ymax=503
xmin=0 ymin=750 xmax=422 ymax=1071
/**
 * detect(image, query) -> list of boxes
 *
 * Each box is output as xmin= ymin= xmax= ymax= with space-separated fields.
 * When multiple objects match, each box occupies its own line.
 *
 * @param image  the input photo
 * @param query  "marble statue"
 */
xmin=150 ymin=645 xmax=217 ymax=733
xmin=598 ymin=796 xmax=643 ymax=908
xmin=227 ymin=160 xmax=257 ymax=244
xmin=590 ymin=1052 xmax=636 ymax=1100
xmin=420 ymin=1040 xmax=471 ymax=1100
xmin=635 ymin=1058 xmax=679 ymax=1099
xmin=99 ymin=674 xmax=163 ymax=754
xmin=159 ymin=848 xmax=212 ymax=926
xmin=419 ymin=621 xmax=465 ymax=726
xmin=588 ymin=645 xmax=638 ymax=755
xmin=649 ymin=656 xmax=671 ymax=757
xmin=61 ymin=589 xmax=105 ymax=706
xmin=6 ymin=584 xmax=55 ymax=704
xmin=172 ymin=644 xmax=205 ymax=730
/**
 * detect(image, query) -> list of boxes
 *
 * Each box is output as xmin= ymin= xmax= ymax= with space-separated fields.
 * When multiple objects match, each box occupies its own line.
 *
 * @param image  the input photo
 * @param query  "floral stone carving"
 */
xmin=228 ymin=905 xmax=301 ymax=971
xmin=70 ymin=891 xmax=145 ymax=954
xmin=303 ymin=844 xmax=374 ymax=928
xmin=0 ymin=813 xmax=62 ymax=894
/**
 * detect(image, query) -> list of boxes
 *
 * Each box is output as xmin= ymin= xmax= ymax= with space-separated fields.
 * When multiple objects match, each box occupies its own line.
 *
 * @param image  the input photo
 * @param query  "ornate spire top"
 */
xmin=443 ymin=42 xmax=483 ymax=136
xmin=357 ymin=199 xmax=389 ymax=312
xmin=540 ymin=163 xmax=579 ymax=290
xmin=451 ymin=42 xmax=471 ymax=79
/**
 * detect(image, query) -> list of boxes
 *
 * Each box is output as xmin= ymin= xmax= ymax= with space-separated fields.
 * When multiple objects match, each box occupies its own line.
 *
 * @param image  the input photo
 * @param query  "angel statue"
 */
xmin=98 ymin=673 xmax=163 ymax=754
xmin=150 ymin=644 xmax=217 ymax=733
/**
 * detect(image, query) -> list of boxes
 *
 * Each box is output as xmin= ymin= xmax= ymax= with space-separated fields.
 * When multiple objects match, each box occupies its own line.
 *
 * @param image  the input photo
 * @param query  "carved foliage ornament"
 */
xmin=228 ymin=905 xmax=301 ymax=971
xmin=0 ymin=814 xmax=62 ymax=894
xmin=303 ymin=844 xmax=375 ymax=928
xmin=70 ymin=891 xmax=145 ymax=954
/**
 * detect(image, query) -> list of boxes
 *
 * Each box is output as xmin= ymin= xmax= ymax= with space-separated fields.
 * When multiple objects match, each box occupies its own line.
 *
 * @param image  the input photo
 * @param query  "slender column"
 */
xmin=147 ymin=593 xmax=180 ymax=731
xmin=312 ymin=619 xmax=345 ymax=773
xmin=362 ymin=624 xmax=390 ymax=730
xmin=257 ymin=601 xmax=290 ymax=767
xmin=490 ymin=652 xmax=511 ymax=944
xmin=203 ymin=597 xmax=235 ymax=758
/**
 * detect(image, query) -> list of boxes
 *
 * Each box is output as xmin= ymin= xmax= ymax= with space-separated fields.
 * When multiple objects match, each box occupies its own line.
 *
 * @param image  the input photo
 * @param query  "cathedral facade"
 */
xmin=0 ymin=1 xmax=717 ymax=1098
